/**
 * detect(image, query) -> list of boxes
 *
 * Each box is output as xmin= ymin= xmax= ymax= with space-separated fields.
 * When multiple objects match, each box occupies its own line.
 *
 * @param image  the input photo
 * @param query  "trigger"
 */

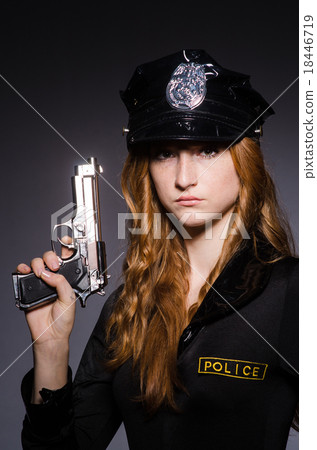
xmin=57 ymin=256 xmax=65 ymax=267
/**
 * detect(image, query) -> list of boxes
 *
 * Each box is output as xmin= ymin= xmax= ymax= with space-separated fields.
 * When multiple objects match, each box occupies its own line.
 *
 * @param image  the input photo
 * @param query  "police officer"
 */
xmin=18 ymin=49 xmax=298 ymax=450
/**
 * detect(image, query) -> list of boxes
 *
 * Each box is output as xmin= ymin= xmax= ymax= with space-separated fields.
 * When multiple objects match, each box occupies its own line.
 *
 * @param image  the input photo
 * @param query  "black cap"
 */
xmin=120 ymin=49 xmax=274 ymax=147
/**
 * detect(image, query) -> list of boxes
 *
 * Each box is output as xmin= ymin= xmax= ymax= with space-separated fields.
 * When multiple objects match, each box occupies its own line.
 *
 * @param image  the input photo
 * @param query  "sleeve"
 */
xmin=278 ymin=258 xmax=299 ymax=378
xmin=21 ymin=285 xmax=124 ymax=450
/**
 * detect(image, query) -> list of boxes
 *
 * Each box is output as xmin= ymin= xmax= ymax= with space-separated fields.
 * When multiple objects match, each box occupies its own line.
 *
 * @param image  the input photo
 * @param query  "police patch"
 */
xmin=166 ymin=62 xmax=207 ymax=110
xmin=198 ymin=357 xmax=268 ymax=381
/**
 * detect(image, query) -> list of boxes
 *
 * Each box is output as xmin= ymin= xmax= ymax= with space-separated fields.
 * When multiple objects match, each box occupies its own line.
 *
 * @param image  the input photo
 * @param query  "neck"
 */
xmin=183 ymin=208 xmax=234 ymax=289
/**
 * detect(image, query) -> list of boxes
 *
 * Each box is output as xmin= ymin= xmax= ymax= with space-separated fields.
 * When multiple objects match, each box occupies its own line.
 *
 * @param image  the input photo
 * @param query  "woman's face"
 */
xmin=148 ymin=141 xmax=240 ymax=230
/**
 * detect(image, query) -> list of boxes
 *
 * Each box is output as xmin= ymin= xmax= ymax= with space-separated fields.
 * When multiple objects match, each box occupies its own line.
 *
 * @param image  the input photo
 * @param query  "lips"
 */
xmin=177 ymin=196 xmax=201 ymax=201
xmin=176 ymin=196 xmax=202 ymax=206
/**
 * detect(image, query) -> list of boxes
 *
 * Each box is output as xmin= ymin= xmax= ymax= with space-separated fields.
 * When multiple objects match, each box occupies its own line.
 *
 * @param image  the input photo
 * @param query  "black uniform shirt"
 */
xmin=21 ymin=240 xmax=299 ymax=450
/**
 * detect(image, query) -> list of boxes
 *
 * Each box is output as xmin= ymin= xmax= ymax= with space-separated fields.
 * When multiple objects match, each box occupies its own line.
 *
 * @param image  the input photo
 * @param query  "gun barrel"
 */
xmin=72 ymin=157 xmax=108 ymax=302
xmin=73 ymin=157 xmax=103 ymax=243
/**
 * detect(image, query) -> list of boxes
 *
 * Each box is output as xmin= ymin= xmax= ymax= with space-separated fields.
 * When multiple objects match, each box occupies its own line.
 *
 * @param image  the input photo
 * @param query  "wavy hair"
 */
xmin=105 ymin=137 xmax=296 ymax=420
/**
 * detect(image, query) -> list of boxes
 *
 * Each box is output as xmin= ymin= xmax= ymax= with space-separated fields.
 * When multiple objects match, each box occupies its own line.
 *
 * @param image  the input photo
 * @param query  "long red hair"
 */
xmin=105 ymin=137 xmax=296 ymax=415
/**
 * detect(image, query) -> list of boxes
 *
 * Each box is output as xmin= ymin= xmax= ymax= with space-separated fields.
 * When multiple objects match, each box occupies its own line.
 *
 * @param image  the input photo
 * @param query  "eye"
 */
xmin=199 ymin=147 xmax=219 ymax=158
xmin=151 ymin=150 xmax=175 ymax=161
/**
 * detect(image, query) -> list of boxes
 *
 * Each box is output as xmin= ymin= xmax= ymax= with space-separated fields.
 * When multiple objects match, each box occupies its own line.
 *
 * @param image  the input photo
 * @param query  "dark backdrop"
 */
xmin=0 ymin=2 xmax=298 ymax=449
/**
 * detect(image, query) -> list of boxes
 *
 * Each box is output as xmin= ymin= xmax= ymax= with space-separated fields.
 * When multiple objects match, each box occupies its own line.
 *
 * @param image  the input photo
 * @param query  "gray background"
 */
xmin=0 ymin=2 xmax=298 ymax=449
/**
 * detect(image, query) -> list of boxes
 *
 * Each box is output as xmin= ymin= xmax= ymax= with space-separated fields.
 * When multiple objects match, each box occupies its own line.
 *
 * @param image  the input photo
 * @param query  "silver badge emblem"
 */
xmin=166 ymin=63 xmax=207 ymax=110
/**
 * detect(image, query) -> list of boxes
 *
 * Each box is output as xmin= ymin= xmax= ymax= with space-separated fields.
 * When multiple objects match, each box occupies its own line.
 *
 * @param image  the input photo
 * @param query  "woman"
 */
xmin=18 ymin=50 xmax=298 ymax=449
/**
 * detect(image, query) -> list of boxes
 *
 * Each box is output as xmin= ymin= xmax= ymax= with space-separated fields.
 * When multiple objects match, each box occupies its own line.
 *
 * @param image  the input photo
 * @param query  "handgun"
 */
xmin=12 ymin=157 xmax=109 ymax=310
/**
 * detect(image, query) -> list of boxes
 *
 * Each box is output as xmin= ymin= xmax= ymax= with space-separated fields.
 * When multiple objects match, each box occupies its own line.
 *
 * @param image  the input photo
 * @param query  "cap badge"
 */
xmin=166 ymin=62 xmax=207 ymax=111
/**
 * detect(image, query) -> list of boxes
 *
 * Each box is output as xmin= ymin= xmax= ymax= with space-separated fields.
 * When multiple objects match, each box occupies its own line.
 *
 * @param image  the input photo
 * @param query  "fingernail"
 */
xmin=52 ymin=261 xmax=59 ymax=270
xmin=41 ymin=270 xmax=51 ymax=278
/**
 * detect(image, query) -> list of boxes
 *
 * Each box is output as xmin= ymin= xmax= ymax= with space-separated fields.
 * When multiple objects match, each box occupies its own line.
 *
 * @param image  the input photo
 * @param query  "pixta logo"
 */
xmin=117 ymin=212 xmax=250 ymax=240
xmin=51 ymin=202 xmax=97 ymax=247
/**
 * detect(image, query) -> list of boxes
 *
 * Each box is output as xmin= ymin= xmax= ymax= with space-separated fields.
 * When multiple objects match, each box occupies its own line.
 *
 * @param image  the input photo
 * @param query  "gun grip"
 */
xmin=12 ymin=257 xmax=88 ymax=310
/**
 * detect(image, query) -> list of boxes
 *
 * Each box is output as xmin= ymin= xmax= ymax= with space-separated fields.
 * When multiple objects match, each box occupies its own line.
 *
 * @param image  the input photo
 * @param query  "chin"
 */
xmin=184 ymin=220 xmax=208 ymax=229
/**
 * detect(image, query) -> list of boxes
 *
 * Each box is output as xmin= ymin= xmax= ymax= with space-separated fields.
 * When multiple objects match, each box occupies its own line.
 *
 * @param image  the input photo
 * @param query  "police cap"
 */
xmin=120 ymin=49 xmax=274 ymax=147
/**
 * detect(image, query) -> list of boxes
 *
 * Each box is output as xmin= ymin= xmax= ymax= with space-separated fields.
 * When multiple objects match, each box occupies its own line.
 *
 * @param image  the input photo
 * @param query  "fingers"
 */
xmin=28 ymin=250 xmax=75 ymax=307
xmin=16 ymin=244 xmax=76 ymax=310
xmin=42 ymin=251 xmax=60 ymax=271
xmin=30 ymin=257 xmax=46 ymax=277
xmin=39 ymin=271 xmax=76 ymax=307
xmin=17 ymin=237 xmax=74 ymax=279
xmin=60 ymin=235 xmax=75 ymax=259
xmin=16 ymin=263 xmax=31 ymax=274
xmin=26 ymin=251 xmax=60 ymax=278
xmin=18 ymin=235 xmax=74 ymax=277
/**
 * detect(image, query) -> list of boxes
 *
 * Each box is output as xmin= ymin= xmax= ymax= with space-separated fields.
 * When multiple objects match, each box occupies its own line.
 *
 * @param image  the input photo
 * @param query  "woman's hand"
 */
xmin=16 ymin=245 xmax=76 ymax=348
xmin=16 ymin=243 xmax=76 ymax=402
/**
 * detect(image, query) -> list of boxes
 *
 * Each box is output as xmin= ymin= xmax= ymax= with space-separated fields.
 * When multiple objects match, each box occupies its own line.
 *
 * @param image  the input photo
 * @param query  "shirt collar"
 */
xmin=177 ymin=238 xmax=277 ymax=356
xmin=192 ymin=237 xmax=276 ymax=325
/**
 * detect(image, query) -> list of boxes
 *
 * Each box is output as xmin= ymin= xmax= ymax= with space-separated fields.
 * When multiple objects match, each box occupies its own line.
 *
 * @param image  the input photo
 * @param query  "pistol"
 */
xmin=12 ymin=157 xmax=109 ymax=310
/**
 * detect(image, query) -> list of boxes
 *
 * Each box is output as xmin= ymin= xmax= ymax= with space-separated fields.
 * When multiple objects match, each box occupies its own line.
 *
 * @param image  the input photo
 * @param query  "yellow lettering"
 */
xmin=198 ymin=358 xmax=267 ymax=380
xmin=213 ymin=362 xmax=223 ymax=372
xmin=224 ymin=363 xmax=231 ymax=374
xmin=253 ymin=367 xmax=259 ymax=377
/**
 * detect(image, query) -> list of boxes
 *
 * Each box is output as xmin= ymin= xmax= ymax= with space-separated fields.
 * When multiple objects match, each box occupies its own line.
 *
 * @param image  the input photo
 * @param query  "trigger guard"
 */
xmin=51 ymin=223 xmax=75 ymax=255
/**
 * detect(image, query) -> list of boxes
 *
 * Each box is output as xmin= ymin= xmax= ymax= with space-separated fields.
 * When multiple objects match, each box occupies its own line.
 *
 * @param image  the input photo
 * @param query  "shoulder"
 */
xmin=264 ymin=256 xmax=299 ymax=308
xmin=270 ymin=256 xmax=298 ymax=291
xmin=272 ymin=257 xmax=299 ymax=375
xmin=268 ymin=256 xmax=299 ymax=330
xmin=274 ymin=255 xmax=298 ymax=271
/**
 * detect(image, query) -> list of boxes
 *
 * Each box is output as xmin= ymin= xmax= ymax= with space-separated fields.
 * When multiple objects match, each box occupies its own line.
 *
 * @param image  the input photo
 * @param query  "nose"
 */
xmin=175 ymin=152 xmax=198 ymax=191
